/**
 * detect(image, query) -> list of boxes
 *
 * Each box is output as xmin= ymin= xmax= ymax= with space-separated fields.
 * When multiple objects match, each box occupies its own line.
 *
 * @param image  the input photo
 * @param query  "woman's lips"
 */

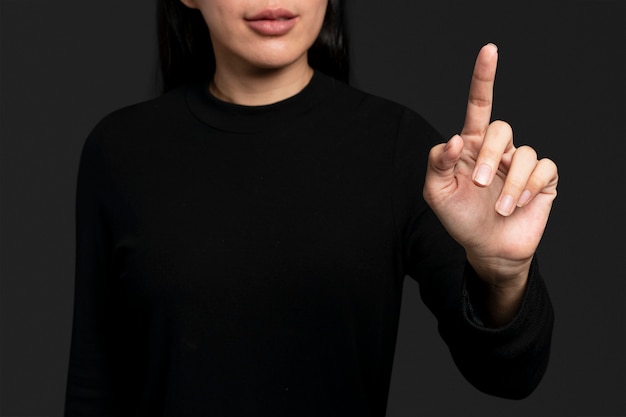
xmin=245 ymin=8 xmax=298 ymax=36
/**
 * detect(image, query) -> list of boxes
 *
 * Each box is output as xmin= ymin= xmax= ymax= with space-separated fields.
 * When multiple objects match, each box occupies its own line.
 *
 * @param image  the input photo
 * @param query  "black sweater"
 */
xmin=65 ymin=72 xmax=553 ymax=416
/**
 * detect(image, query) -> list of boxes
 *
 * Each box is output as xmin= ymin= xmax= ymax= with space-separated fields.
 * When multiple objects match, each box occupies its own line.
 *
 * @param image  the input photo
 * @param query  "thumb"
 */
xmin=428 ymin=134 xmax=463 ymax=177
xmin=424 ymin=134 xmax=464 ymax=204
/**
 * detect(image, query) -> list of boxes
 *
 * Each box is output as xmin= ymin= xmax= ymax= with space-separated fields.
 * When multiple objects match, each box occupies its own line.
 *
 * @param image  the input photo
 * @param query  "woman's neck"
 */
xmin=210 ymin=58 xmax=314 ymax=106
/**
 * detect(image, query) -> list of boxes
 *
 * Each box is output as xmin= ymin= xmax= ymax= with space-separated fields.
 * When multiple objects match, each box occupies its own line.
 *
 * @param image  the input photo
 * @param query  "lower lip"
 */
xmin=245 ymin=18 xmax=296 ymax=36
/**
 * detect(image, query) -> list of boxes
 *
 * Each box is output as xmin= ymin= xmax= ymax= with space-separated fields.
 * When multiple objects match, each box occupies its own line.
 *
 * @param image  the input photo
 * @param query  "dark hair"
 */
xmin=157 ymin=0 xmax=349 ymax=92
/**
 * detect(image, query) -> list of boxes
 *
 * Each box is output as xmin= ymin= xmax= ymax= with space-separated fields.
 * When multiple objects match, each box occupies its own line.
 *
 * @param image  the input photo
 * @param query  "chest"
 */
xmin=107 ymin=131 xmax=400 ymax=319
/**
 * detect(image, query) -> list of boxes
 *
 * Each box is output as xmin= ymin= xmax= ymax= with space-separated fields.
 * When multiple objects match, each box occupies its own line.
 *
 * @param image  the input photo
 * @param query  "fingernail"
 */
xmin=473 ymin=164 xmax=491 ymax=186
xmin=497 ymin=194 xmax=515 ymax=216
xmin=517 ymin=190 xmax=531 ymax=207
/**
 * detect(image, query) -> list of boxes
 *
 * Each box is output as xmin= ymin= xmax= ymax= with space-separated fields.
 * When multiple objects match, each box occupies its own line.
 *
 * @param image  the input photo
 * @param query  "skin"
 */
xmin=180 ymin=1 xmax=559 ymax=328
xmin=424 ymin=44 xmax=558 ymax=326
xmin=180 ymin=0 xmax=328 ymax=105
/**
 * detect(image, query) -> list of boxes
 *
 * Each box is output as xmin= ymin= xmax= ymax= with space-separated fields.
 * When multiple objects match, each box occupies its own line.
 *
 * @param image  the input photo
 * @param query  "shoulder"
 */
xmin=80 ymin=85 xmax=196 ymax=161
xmin=90 ymin=86 xmax=188 ymax=138
xmin=76 ymin=87 xmax=187 ymax=175
xmin=325 ymin=74 xmax=442 ymax=141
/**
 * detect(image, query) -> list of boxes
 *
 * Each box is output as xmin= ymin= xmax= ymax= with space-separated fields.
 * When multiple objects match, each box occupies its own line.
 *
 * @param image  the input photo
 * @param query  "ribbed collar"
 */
xmin=185 ymin=71 xmax=336 ymax=134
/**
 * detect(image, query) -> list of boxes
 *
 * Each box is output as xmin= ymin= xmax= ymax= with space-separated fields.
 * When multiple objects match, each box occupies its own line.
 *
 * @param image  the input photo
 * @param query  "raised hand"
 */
xmin=423 ymin=44 xmax=558 ymax=295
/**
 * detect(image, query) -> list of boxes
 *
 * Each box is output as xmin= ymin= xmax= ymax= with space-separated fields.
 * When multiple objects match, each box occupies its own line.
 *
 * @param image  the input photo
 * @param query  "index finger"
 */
xmin=461 ymin=43 xmax=498 ymax=138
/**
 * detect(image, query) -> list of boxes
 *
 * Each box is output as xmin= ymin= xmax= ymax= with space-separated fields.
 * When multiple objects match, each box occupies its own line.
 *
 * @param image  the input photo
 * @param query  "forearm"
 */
xmin=444 ymin=257 xmax=554 ymax=399
xmin=466 ymin=254 xmax=532 ymax=328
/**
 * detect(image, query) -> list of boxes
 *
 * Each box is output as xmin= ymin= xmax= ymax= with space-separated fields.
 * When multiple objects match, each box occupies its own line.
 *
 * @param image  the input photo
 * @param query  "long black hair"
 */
xmin=157 ymin=0 xmax=350 ymax=93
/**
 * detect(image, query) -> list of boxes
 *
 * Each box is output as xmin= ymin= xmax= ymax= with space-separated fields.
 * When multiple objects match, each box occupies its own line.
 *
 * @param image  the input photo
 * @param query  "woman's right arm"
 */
xmin=65 ymin=127 xmax=121 ymax=416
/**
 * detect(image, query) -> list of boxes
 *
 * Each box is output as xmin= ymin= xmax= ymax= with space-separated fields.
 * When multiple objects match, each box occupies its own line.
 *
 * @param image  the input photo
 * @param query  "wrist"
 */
xmin=466 ymin=253 xmax=531 ymax=288
xmin=465 ymin=254 xmax=533 ymax=328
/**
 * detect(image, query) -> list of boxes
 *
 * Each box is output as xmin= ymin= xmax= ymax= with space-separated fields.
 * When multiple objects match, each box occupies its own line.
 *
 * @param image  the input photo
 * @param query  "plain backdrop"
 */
xmin=1 ymin=1 xmax=624 ymax=416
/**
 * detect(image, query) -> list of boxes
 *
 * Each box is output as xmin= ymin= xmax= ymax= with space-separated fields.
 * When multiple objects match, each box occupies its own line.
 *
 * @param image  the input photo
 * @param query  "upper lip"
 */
xmin=245 ymin=8 xmax=297 ymax=21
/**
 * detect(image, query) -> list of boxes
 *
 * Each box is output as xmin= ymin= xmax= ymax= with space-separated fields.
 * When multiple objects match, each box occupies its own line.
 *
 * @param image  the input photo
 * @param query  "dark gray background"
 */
xmin=1 ymin=1 xmax=624 ymax=416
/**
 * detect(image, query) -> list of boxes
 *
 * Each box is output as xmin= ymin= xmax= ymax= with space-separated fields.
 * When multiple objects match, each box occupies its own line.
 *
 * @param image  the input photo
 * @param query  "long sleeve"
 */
xmin=63 ymin=74 xmax=554 ymax=414
xmin=65 ymin=124 xmax=135 ymax=415
xmin=391 ymin=107 xmax=554 ymax=399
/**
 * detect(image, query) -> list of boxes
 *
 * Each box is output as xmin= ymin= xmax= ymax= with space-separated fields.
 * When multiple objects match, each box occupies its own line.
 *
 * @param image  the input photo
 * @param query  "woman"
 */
xmin=65 ymin=0 xmax=558 ymax=415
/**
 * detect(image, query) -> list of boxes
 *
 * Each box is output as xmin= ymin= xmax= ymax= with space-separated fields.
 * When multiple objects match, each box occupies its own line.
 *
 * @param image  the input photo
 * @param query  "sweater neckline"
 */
xmin=185 ymin=71 xmax=335 ymax=134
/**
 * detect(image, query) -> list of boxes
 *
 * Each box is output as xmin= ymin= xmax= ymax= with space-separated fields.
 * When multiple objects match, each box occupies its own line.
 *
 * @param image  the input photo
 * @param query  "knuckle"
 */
xmin=515 ymin=145 xmax=537 ymax=161
xmin=539 ymin=158 xmax=559 ymax=184
xmin=540 ymin=157 xmax=558 ymax=172
xmin=505 ymin=178 xmax=528 ymax=192
xmin=468 ymin=95 xmax=491 ymax=108
xmin=477 ymin=149 xmax=499 ymax=166
xmin=490 ymin=120 xmax=513 ymax=135
xmin=523 ymin=176 xmax=542 ymax=192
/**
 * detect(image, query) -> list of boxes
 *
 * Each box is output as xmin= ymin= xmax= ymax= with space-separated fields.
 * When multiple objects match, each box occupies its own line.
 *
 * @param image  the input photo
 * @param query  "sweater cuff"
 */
xmin=462 ymin=256 xmax=538 ymax=330
xmin=448 ymin=255 xmax=554 ymax=398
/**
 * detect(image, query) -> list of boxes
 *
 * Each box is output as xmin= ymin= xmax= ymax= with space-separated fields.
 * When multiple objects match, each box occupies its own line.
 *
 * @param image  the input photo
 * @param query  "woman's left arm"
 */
xmin=423 ymin=43 xmax=559 ymax=328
